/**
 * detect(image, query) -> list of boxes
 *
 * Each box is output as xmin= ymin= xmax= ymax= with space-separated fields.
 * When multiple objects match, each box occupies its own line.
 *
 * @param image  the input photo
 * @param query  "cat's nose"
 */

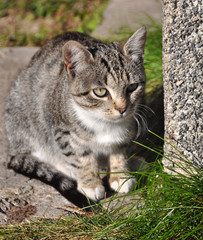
xmin=117 ymin=106 xmax=127 ymax=114
xmin=114 ymin=99 xmax=127 ymax=114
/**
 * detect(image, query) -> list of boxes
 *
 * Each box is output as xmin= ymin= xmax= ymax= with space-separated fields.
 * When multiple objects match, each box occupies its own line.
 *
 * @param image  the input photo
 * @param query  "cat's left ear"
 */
xmin=63 ymin=40 xmax=94 ymax=74
xmin=119 ymin=26 xmax=147 ymax=61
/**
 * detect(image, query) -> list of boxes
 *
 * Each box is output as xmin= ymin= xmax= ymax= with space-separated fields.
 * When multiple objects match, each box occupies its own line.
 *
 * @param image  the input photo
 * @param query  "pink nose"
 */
xmin=117 ymin=106 xmax=127 ymax=114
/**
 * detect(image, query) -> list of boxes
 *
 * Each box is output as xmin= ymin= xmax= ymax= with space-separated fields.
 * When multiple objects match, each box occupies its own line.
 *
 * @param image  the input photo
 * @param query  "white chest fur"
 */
xmin=72 ymin=101 xmax=133 ymax=147
xmin=94 ymin=120 xmax=130 ymax=146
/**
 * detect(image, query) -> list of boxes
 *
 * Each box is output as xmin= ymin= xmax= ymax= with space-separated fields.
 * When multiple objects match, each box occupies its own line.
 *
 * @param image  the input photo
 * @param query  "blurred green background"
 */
xmin=0 ymin=0 xmax=109 ymax=47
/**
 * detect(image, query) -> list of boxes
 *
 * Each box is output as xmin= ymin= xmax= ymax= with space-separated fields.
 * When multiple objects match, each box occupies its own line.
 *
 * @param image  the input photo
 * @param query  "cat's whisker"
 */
xmin=133 ymin=115 xmax=142 ymax=138
xmin=133 ymin=112 xmax=148 ymax=136
xmin=137 ymin=109 xmax=148 ymax=119
xmin=141 ymin=115 xmax=148 ymax=131
xmin=138 ymin=104 xmax=155 ymax=115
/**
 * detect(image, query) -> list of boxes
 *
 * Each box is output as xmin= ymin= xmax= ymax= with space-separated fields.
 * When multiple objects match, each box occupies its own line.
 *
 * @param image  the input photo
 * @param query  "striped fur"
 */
xmin=5 ymin=27 xmax=147 ymax=205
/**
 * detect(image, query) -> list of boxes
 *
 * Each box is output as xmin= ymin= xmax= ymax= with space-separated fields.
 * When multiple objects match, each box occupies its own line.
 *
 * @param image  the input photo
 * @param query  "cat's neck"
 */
xmin=71 ymin=100 xmax=134 ymax=147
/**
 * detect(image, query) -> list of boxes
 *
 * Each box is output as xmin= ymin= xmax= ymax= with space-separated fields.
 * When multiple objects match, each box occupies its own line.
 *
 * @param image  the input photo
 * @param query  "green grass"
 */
xmin=144 ymin=26 xmax=162 ymax=96
xmin=0 ymin=132 xmax=202 ymax=239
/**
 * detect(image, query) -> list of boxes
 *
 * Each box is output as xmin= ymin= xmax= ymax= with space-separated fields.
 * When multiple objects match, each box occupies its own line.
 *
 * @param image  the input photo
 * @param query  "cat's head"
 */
xmin=63 ymin=27 xmax=147 ymax=123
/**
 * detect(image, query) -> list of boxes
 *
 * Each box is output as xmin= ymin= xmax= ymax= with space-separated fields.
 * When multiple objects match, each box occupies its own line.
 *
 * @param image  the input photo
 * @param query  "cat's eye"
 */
xmin=93 ymin=88 xmax=108 ymax=97
xmin=127 ymin=83 xmax=139 ymax=93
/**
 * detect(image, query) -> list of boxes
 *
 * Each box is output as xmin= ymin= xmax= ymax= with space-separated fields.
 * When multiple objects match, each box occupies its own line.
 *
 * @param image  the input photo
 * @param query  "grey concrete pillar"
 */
xmin=162 ymin=0 xmax=202 ymax=174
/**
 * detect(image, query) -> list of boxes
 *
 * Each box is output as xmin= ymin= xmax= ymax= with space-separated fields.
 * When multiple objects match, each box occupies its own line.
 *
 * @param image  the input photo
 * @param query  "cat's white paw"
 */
xmin=78 ymin=185 xmax=105 ymax=201
xmin=110 ymin=178 xmax=135 ymax=193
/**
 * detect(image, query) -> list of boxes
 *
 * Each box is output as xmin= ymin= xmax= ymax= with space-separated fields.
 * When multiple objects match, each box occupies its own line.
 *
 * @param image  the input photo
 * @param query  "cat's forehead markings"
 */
xmin=122 ymin=71 xmax=128 ymax=83
xmin=106 ymin=71 xmax=128 ymax=88
xmin=107 ymin=73 xmax=118 ymax=85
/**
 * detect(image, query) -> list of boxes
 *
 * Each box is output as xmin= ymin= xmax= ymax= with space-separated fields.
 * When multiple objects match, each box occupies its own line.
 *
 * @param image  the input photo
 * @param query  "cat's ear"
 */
xmin=119 ymin=26 xmax=147 ymax=61
xmin=63 ymin=40 xmax=94 ymax=74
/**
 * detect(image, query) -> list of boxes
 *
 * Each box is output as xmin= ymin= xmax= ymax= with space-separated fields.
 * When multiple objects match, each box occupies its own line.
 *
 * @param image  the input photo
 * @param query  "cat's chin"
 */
xmin=105 ymin=117 xmax=126 ymax=124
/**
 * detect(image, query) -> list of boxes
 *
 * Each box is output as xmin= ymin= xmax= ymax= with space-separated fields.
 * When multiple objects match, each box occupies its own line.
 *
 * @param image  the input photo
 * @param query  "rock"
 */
xmin=162 ymin=0 xmax=203 ymax=174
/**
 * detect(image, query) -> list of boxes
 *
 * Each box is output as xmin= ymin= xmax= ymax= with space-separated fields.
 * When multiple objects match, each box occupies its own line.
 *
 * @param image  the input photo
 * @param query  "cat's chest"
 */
xmin=71 ymin=101 xmax=134 ymax=150
xmin=93 ymin=122 xmax=130 ymax=146
xmin=78 ymin=115 xmax=133 ymax=151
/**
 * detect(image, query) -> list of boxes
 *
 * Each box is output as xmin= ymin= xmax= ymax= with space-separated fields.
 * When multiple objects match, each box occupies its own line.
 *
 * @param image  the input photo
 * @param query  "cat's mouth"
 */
xmin=103 ymin=111 xmax=134 ymax=123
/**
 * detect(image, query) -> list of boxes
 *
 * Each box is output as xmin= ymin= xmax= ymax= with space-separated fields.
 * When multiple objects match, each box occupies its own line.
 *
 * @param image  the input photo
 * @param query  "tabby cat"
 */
xmin=4 ymin=27 xmax=147 ymax=204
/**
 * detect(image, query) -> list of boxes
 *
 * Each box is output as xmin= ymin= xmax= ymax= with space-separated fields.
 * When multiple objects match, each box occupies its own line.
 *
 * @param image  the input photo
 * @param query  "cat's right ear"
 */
xmin=119 ymin=26 xmax=147 ymax=61
xmin=63 ymin=41 xmax=94 ymax=74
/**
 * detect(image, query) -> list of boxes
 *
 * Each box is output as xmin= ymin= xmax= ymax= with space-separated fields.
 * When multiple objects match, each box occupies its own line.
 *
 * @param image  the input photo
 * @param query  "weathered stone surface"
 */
xmin=162 ymin=0 xmax=203 ymax=173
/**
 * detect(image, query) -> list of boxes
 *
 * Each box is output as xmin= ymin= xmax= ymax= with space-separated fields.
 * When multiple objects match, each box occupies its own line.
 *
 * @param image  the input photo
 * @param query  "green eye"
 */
xmin=127 ymin=83 xmax=139 ymax=93
xmin=93 ymin=88 xmax=108 ymax=97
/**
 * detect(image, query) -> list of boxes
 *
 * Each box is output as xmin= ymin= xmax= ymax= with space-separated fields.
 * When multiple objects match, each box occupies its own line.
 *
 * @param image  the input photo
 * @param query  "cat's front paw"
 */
xmin=78 ymin=185 xmax=105 ymax=201
xmin=110 ymin=177 xmax=135 ymax=194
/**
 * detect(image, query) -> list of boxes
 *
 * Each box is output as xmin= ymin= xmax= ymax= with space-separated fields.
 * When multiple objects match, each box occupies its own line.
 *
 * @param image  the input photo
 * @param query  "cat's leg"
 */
xmin=76 ymin=153 xmax=105 ymax=201
xmin=8 ymin=153 xmax=76 ymax=191
xmin=54 ymin=129 xmax=105 ymax=201
xmin=8 ymin=154 xmax=100 ymax=209
xmin=109 ymin=153 xmax=135 ymax=193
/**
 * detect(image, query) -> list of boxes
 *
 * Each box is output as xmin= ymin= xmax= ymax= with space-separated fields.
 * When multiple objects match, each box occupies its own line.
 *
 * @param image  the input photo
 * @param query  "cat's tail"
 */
xmin=8 ymin=154 xmax=96 ymax=211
